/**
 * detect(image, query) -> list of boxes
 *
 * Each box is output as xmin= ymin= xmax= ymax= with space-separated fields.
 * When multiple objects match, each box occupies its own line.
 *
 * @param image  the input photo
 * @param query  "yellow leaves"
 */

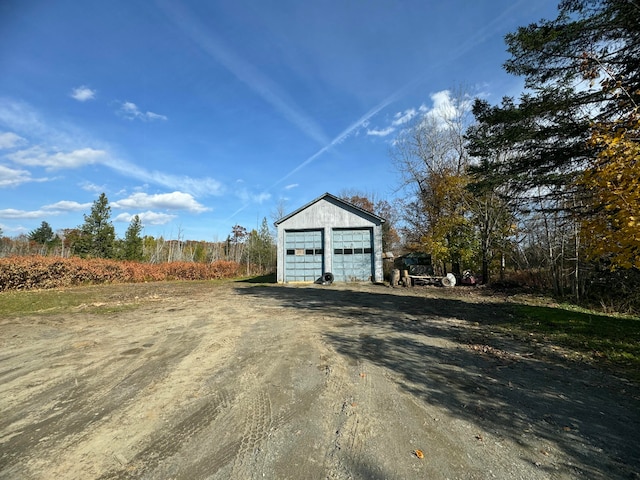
xmin=580 ymin=112 xmax=640 ymax=268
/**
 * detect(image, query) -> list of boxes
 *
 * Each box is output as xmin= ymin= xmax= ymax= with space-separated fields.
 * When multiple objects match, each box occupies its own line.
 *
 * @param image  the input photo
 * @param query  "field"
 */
xmin=1 ymin=281 xmax=639 ymax=479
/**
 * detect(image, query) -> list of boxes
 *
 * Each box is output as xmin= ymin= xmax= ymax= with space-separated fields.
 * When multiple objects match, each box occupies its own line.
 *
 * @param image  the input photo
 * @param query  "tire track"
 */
xmin=323 ymin=354 xmax=377 ymax=478
xmin=0 ymin=332 xmax=201 ymax=474
xmin=229 ymin=389 xmax=273 ymax=479
xmin=97 ymin=389 xmax=231 ymax=479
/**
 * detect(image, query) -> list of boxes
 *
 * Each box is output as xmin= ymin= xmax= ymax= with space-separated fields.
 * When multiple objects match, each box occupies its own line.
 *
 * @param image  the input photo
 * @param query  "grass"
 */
xmin=493 ymin=302 xmax=640 ymax=382
xmin=0 ymin=280 xmax=231 ymax=317
xmin=0 ymin=287 xmax=99 ymax=315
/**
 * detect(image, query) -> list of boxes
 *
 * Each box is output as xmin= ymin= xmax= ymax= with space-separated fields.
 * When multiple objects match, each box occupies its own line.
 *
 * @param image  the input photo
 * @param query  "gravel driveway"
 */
xmin=1 ymin=281 xmax=638 ymax=479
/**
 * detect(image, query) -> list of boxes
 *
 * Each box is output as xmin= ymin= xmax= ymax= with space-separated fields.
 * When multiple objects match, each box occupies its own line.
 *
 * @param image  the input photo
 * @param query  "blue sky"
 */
xmin=0 ymin=0 xmax=559 ymax=241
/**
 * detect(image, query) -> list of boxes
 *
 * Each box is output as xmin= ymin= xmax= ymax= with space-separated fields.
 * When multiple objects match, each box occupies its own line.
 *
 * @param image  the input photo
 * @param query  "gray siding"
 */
xmin=276 ymin=195 xmax=384 ymax=283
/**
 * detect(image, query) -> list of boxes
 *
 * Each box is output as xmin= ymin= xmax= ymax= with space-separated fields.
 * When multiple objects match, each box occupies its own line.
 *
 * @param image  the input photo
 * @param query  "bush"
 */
xmin=0 ymin=256 xmax=241 ymax=291
xmin=490 ymin=269 xmax=551 ymax=292
xmin=583 ymin=268 xmax=640 ymax=315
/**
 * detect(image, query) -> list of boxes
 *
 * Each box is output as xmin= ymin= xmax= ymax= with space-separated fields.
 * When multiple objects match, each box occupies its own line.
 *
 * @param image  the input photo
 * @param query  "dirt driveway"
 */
xmin=1 ymin=281 xmax=638 ymax=479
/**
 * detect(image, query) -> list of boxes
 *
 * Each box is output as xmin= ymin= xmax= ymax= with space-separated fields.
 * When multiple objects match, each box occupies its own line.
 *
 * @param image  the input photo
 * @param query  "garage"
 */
xmin=332 ymin=228 xmax=373 ymax=282
xmin=275 ymin=193 xmax=385 ymax=284
xmin=283 ymin=230 xmax=324 ymax=282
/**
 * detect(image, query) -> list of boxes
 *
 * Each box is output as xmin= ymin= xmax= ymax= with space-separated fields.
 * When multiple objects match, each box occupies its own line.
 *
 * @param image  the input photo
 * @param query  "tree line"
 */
xmin=391 ymin=0 xmax=639 ymax=311
xmin=0 ymin=192 xmax=277 ymax=274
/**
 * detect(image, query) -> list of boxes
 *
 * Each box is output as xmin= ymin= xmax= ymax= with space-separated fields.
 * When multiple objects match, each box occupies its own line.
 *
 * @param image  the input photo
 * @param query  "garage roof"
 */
xmin=274 ymin=192 xmax=385 ymax=226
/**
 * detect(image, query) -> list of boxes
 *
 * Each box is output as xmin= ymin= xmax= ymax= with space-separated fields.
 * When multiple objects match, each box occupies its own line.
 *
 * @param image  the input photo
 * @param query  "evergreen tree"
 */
xmin=465 ymin=0 xmax=640 ymax=290
xmin=504 ymin=0 xmax=639 ymax=122
xmin=257 ymin=216 xmax=276 ymax=271
xmin=229 ymin=224 xmax=247 ymax=263
xmin=29 ymin=221 xmax=55 ymax=245
xmin=122 ymin=215 xmax=144 ymax=261
xmin=466 ymin=93 xmax=592 ymax=204
xmin=467 ymin=0 xmax=639 ymax=204
xmin=74 ymin=193 xmax=116 ymax=258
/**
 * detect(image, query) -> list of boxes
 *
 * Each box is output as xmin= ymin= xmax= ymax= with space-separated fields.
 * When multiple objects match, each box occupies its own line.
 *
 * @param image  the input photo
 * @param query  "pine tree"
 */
xmin=29 ymin=221 xmax=55 ymax=245
xmin=467 ymin=0 xmax=640 ymax=203
xmin=465 ymin=0 xmax=640 ymax=290
xmin=74 ymin=193 xmax=116 ymax=258
xmin=122 ymin=215 xmax=144 ymax=261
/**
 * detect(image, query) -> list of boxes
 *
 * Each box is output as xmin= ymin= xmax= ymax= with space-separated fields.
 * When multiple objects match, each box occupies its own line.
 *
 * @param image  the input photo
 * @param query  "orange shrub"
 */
xmin=0 ymin=256 xmax=241 ymax=291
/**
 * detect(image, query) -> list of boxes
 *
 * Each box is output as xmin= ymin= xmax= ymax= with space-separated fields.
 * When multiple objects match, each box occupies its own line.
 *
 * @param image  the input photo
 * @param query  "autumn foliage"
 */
xmin=0 ymin=256 xmax=241 ymax=291
xmin=580 ymin=112 xmax=640 ymax=269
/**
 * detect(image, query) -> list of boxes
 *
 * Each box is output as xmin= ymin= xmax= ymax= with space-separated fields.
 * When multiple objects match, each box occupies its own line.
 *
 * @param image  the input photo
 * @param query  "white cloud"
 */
xmin=138 ymin=211 xmax=178 ymax=225
xmin=0 ymin=98 xmax=222 ymax=197
xmin=0 ymin=164 xmax=37 ymax=187
xmin=0 ymin=132 xmax=26 ymax=149
xmin=418 ymin=90 xmax=473 ymax=130
xmin=235 ymin=188 xmax=271 ymax=205
xmin=112 ymin=191 xmax=209 ymax=213
xmin=8 ymin=146 xmax=107 ymax=170
xmin=114 ymin=211 xmax=177 ymax=225
xmin=0 ymin=98 xmax=90 ymax=150
xmin=42 ymin=200 xmax=92 ymax=212
xmin=392 ymin=108 xmax=418 ymax=126
xmin=284 ymin=183 xmax=298 ymax=190
xmin=118 ymin=101 xmax=168 ymax=121
xmin=365 ymin=107 xmax=419 ymax=138
xmin=367 ymin=127 xmax=395 ymax=137
xmin=0 ymin=200 xmax=92 ymax=220
xmin=366 ymin=90 xmax=473 ymax=143
xmin=70 ymin=86 xmax=96 ymax=102
xmin=145 ymin=111 xmax=168 ymax=121
xmin=0 ymin=208 xmax=53 ymax=219
xmin=253 ymin=192 xmax=271 ymax=203
xmin=79 ymin=181 xmax=105 ymax=193
xmin=106 ymin=157 xmax=224 ymax=197
xmin=429 ymin=90 xmax=456 ymax=120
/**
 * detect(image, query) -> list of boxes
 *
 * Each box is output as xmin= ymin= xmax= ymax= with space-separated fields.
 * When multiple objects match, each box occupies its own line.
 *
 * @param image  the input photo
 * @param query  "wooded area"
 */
xmin=394 ymin=0 xmax=640 ymax=312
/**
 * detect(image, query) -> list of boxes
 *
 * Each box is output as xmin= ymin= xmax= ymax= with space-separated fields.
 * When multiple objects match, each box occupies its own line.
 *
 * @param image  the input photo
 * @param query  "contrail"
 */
xmin=156 ymin=0 xmax=330 ymax=147
xmin=226 ymin=83 xmax=415 ymax=220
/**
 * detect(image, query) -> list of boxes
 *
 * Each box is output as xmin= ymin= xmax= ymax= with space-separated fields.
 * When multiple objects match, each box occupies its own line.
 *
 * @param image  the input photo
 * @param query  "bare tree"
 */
xmin=391 ymin=87 xmax=475 ymax=275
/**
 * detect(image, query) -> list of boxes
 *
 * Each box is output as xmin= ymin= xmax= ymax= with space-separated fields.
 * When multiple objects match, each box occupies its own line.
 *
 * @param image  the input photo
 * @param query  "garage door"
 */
xmin=332 ymin=229 xmax=373 ymax=282
xmin=284 ymin=230 xmax=324 ymax=282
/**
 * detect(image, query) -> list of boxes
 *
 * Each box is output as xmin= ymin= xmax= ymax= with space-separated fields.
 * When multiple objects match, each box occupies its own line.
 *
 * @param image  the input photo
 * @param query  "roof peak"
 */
xmin=274 ymin=192 xmax=385 ymax=226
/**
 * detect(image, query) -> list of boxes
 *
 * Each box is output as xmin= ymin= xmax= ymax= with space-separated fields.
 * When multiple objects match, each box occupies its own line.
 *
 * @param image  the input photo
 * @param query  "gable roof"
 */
xmin=274 ymin=192 xmax=385 ymax=226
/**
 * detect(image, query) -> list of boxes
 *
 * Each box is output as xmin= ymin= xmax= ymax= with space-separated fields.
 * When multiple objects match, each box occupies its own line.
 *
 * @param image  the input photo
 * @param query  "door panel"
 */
xmin=332 ymin=229 xmax=373 ymax=282
xmin=284 ymin=230 xmax=323 ymax=282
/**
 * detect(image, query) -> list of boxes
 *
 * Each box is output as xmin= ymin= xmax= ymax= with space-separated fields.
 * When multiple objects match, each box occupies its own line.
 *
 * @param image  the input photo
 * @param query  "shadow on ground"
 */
xmin=236 ymin=273 xmax=277 ymax=284
xmin=236 ymin=284 xmax=640 ymax=479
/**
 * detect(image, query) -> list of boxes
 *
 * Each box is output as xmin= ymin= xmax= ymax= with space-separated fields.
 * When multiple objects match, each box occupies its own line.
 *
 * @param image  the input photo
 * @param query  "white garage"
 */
xmin=275 ymin=193 xmax=385 ymax=283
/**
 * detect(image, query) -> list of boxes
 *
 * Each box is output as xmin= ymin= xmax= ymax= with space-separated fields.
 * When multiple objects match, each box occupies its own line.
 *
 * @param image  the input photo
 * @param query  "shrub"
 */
xmin=0 ymin=256 xmax=241 ymax=291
